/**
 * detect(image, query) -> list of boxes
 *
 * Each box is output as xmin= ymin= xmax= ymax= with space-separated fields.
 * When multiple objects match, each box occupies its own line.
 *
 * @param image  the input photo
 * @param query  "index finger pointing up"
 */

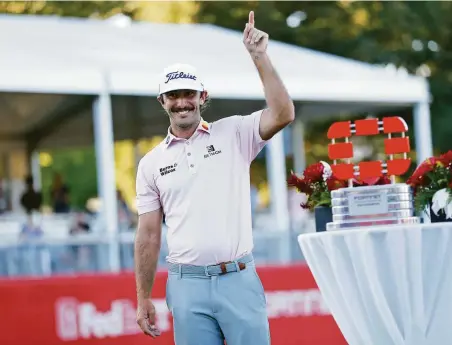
xmin=248 ymin=11 xmax=254 ymax=27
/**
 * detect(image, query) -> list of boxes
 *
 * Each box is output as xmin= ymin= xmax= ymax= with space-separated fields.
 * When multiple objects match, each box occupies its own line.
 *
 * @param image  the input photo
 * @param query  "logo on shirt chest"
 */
xmin=204 ymin=145 xmax=222 ymax=159
xmin=159 ymin=163 xmax=177 ymax=176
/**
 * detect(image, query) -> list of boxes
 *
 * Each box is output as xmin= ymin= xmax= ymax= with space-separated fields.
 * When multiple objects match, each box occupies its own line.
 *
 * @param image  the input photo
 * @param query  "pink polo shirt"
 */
xmin=136 ymin=110 xmax=267 ymax=265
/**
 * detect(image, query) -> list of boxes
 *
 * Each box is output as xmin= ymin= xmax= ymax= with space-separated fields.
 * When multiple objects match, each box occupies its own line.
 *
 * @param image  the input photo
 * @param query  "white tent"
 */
xmin=0 ymin=14 xmax=433 ymax=268
xmin=0 ymin=14 xmax=431 ymax=148
xmin=0 ymin=14 xmax=428 ymax=101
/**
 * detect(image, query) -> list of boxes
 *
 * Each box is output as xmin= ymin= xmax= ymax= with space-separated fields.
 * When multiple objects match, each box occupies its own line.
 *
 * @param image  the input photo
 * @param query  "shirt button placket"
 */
xmin=186 ymin=140 xmax=196 ymax=174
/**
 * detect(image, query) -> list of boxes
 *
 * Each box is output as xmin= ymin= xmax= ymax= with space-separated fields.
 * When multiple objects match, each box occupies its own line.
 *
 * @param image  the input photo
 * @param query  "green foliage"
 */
xmin=41 ymin=147 xmax=97 ymax=210
xmin=414 ymin=188 xmax=436 ymax=214
xmin=413 ymin=165 xmax=451 ymax=213
xmin=306 ymin=184 xmax=331 ymax=210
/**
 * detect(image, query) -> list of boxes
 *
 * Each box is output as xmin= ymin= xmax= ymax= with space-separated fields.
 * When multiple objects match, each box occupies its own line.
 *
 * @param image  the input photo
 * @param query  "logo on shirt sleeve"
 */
xmin=159 ymin=163 xmax=177 ymax=176
xmin=204 ymin=145 xmax=222 ymax=158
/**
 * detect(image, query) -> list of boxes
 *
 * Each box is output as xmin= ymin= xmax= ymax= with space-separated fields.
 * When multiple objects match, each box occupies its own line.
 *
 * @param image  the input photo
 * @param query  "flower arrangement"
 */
xmin=406 ymin=150 xmax=452 ymax=217
xmin=287 ymin=161 xmax=391 ymax=211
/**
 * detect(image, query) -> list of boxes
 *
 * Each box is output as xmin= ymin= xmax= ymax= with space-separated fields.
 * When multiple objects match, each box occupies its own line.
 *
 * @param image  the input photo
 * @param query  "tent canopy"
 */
xmin=0 ymin=14 xmax=429 ymax=150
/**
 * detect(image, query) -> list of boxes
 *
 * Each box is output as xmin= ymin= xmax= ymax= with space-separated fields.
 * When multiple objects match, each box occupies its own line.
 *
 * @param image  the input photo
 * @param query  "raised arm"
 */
xmin=243 ymin=11 xmax=295 ymax=140
xmin=135 ymin=209 xmax=163 ymax=337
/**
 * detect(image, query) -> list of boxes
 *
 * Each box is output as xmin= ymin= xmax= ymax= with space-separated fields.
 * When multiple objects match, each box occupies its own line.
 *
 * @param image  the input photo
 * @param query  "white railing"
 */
xmin=0 ymin=213 xmax=314 ymax=278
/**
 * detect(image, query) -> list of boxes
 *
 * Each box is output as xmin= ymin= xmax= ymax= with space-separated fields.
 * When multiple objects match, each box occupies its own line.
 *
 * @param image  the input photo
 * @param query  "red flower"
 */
xmin=287 ymin=172 xmax=312 ymax=195
xmin=303 ymin=163 xmax=324 ymax=183
xmin=410 ymin=159 xmax=432 ymax=176
xmin=407 ymin=174 xmax=430 ymax=188
xmin=407 ymin=159 xmax=435 ymax=187
xmin=439 ymin=150 xmax=452 ymax=166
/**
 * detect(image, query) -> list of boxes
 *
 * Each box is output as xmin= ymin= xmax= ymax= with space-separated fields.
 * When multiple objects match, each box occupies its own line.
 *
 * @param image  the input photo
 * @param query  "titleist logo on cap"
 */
xmin=165 ymin=71 xmax=197 ymax=84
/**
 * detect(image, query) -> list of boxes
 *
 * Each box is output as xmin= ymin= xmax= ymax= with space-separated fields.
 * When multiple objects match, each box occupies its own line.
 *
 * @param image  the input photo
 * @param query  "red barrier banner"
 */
xmin=0 ymin=264 xmax=347 ymax=345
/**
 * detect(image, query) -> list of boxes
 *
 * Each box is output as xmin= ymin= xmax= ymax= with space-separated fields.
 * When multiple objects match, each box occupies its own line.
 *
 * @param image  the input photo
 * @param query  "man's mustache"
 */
xmin=171 ymin=106 xmax=195 ymax=113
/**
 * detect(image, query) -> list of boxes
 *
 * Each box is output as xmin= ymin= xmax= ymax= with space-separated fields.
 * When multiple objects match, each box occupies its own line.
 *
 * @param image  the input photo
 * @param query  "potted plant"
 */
xmin=406 ymin=150 xmax=452 ymax=222
xmin=288 ymin=161 xmax=392 ymax=231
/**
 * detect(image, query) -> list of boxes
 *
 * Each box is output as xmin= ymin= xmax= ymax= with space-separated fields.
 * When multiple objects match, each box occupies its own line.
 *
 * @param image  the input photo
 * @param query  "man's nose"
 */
xmin=175 ymin=97 xmax=188 ymax=108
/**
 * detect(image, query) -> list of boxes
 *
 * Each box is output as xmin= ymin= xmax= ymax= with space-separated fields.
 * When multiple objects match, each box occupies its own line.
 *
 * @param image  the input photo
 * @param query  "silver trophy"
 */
xmin=325 ymin=116 xmax=420 ymax=231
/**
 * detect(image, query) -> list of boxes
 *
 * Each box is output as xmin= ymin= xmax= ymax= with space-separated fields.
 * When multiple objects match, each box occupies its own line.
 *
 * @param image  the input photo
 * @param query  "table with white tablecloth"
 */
xmin=298 ymin=223 xmax=452 ymax=345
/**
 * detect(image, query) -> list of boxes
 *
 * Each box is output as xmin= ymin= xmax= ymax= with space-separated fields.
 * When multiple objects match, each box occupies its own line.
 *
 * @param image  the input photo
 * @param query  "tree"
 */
xmin=0 ymin=1 xmax=132 ymax=18
xmin=195 ymin=1 xmax=452 ymax=154
xmin=0 ymin=1 xmax=199 ymax=23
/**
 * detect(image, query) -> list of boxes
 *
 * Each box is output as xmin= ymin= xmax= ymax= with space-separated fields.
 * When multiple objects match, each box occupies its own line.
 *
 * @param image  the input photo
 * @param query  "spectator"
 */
xmin=68 ymin=211 xmax=92 ymax=272
xmin=69 ymin=211 xmax=91 ymax=236
xmin=17 ymin=213 xmax=47 ymax=276
xmin=20 ymin=176 xmax=42 ymax=214
xmin=50 ymin=173 xmax=70 ymax=213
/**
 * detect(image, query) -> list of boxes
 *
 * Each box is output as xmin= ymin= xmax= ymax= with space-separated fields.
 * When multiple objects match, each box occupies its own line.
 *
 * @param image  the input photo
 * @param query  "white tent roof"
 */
xmin=0 ymin=14 xmax=429 ymax=104
xmin=0 ymin=14 xmax=432 ymax=151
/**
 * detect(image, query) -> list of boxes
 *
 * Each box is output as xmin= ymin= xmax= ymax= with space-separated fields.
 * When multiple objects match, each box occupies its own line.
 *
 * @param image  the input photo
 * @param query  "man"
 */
xmin=134 ymin=11 xmax=294 ymax=345
xmin=20 ymin=176 xmax=42 ymax=215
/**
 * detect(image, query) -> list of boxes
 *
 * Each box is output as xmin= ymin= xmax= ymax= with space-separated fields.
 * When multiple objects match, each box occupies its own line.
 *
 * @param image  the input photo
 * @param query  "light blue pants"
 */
xmin=166 ymin=253 xmax=270 ymax=345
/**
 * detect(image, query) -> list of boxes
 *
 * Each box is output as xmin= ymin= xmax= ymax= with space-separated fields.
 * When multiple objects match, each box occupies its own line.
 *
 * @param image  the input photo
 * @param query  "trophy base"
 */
xmin=327 ymin=183 xmax=420 ymax=231
xmin=327 ymin=216 xmax=420 ymax=231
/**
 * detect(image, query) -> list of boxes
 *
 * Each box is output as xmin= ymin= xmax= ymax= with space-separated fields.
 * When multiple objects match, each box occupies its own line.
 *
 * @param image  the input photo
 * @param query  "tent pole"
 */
xmin=265 ymin=126 xmax=291 ymax=263
xmin=93 ymin=79 xmax=120 ymax=273
xmin=413 ymin=101 xmax=433 ymax=164
xmin=292 ymin=114 xmax=306 ymax=174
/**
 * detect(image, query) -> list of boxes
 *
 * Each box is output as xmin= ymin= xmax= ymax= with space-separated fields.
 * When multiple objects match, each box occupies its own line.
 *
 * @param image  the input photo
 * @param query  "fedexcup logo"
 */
xmin=165 ymin=71 xmax=197 ymax=84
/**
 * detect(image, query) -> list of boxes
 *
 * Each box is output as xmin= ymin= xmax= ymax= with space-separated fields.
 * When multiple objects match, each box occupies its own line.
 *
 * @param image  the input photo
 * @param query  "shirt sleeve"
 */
xmin=136 ymin=158 xmax=161 ymax=215
xmin=236 ymin=109 xmax=268 ymax=164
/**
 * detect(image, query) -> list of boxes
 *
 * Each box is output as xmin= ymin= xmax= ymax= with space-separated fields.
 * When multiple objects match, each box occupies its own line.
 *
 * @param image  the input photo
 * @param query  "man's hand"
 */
xmin=136 ymin=298 xmax=161 ymax=338
xmin=243 ymin=11 xmax=269 ymax=57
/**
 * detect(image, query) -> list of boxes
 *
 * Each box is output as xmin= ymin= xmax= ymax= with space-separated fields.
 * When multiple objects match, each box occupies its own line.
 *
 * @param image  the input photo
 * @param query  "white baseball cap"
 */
xmin=158 ymin=63 xmax=204 ymax=95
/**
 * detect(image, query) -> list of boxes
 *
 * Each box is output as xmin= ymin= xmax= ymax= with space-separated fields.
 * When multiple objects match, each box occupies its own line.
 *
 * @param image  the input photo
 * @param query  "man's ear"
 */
xmin=200 ymin=91 xmax=208 ymax=105
xmin=157 ymin=95 xmax=164 ymax=105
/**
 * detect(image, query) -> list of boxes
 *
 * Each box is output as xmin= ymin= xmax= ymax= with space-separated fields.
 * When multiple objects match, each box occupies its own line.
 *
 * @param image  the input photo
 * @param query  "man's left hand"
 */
xmin=243 ymin=11 xmax=269 ymax=57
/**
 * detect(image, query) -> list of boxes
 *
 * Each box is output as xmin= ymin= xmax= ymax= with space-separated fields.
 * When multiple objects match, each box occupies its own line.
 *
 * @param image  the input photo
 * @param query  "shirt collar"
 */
xmin=163 ymin=118 xmax=210 ymax=148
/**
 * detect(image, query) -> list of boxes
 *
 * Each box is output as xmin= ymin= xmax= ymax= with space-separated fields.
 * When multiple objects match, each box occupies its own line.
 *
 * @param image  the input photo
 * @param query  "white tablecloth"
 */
xmin=298 ymin=223 xmax=452 ymax=345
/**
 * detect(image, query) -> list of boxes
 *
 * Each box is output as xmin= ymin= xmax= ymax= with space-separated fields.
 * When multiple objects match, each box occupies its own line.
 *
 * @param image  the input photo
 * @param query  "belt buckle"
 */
xmin=205 ymin=261 xmax=246 ymax=277
xmin=219 ymin=261 xmax=245 ymax=275
xmin=204 ymin=265 xmax=215 ymax=277
xmin=204 ymin=262 xmax=229 ymax=276
xmin=205 ymin=262 xmax=224 ymax=277
xmin=219 ymin=262 xmax=228 ymax=275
